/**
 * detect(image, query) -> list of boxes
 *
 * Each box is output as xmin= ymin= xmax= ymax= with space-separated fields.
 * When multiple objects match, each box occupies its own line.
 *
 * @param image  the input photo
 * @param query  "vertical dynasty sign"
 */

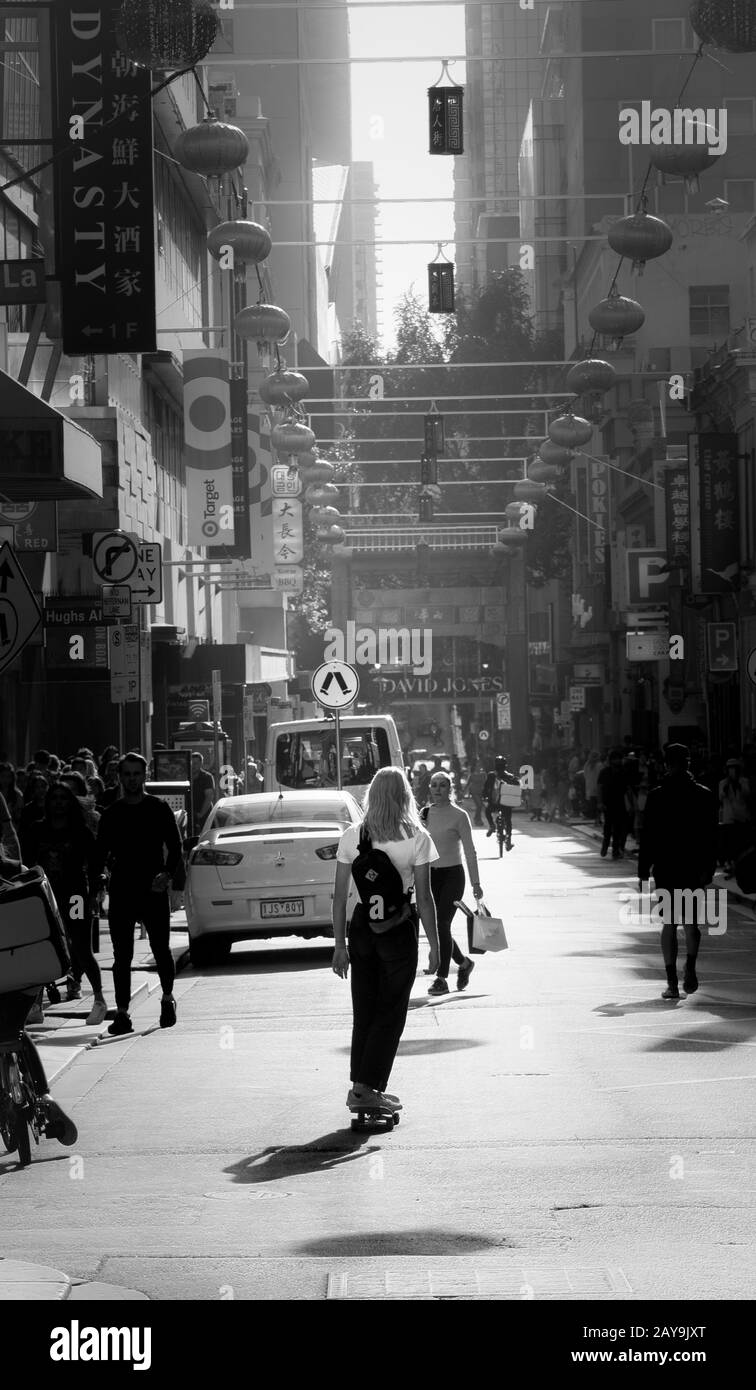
xmin=54 ymin=3 xmax=157 ymax=356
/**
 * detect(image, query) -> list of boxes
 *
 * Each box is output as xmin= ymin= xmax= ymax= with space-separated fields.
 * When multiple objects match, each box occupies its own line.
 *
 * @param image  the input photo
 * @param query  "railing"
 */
xmin=337 ymin=525 xmax=501 ymax=552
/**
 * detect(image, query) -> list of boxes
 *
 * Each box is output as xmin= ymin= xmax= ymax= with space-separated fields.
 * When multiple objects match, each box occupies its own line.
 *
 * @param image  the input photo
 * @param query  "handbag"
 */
xmin=455 ymin=898 xmax=486 ymax=955
xmin=471 ymin=903 xmax=508 ymax=953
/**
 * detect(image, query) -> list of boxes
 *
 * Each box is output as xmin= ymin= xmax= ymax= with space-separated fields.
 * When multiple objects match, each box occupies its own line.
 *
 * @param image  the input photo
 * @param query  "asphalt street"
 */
xmin=2 ymin=817 xmax=755 ymax=1302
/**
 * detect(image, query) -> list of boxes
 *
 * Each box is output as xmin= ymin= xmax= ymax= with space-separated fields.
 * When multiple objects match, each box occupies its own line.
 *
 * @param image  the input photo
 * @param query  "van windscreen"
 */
xmin=275 ymin=727 xmax=391 ymax=790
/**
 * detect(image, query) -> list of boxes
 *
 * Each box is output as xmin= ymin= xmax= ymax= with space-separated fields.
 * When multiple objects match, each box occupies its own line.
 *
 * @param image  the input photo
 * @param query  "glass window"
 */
xmin=274 ymin=728 xmax=392 ymax=790
xmin=212 ymin=796 xmax=356 ymax=829
xmin=725 ymin=99 xmax=755 ymax=135
xmin=652 ymin=18 xmax=691 ymax=51
xmin=725 ymin=180 xmax=756 ymax=213
xmin=689 ymin=286 xmax=730 ymax=337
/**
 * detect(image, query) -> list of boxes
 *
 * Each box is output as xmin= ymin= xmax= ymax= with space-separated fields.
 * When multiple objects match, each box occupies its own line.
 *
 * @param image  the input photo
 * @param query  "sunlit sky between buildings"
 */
xmin=348 ymin=1 xmax=466 ymax=353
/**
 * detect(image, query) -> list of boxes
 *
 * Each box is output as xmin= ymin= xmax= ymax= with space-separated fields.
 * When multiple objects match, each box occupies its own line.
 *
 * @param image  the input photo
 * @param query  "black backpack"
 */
xmin=351 ymin=825 xmax=412 ymax=934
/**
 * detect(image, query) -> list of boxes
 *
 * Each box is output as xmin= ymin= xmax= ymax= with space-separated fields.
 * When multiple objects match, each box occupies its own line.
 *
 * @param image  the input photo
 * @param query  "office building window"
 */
xmin=689 ymin=286 xmax=730 ymax=337
xmin=725 ymin=99 xmax=756 ymax=135
xmin=652 ymin=18 xmax=695 ymax=50
xmin=725 ymin=180 xmax=756 ymax=213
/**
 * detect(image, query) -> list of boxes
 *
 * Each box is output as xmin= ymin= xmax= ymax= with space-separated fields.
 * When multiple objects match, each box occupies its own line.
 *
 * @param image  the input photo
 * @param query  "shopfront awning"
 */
xmin=0 ymin=370 xmax=103 ymax=500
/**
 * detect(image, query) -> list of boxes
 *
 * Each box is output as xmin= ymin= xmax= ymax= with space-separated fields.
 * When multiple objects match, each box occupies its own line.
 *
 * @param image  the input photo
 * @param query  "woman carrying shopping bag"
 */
xmin=421 ymin=771 xmax=484 ymax=995
xmin=331 ymin=767 xmax=440 ymax=1119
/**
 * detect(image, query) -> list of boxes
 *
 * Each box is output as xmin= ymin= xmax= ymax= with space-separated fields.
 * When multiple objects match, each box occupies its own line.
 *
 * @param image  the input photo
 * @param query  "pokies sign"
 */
xmin=53 ymin=3 xmax=157 ymax=357
xmin=183 ymin=350 xmax=236 ymax=548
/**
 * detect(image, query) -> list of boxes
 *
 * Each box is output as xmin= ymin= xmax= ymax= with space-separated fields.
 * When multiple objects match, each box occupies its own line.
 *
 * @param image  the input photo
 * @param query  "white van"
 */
xmin=265 ymin=714 xmax=405 ymax=803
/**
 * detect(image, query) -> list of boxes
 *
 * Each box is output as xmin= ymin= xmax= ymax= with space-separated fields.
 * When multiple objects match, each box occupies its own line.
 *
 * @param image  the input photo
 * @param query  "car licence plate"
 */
xmin=260 ymin=898 xmax=305 ymax=919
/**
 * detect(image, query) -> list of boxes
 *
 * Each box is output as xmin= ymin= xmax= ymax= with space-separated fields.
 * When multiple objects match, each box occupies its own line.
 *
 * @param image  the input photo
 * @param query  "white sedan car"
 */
xmin=185 ymin=790 xmax=361 ymax=966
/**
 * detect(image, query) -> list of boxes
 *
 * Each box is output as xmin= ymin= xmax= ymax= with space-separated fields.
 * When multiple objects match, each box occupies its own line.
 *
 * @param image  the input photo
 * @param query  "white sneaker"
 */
xmin=85 ymin=1000 xmax=108 ymax=1026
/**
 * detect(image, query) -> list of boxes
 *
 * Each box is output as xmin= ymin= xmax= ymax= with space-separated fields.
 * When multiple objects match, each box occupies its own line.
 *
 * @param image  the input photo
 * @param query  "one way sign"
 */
xmin=131 ymin=543 xmax=163 ymax=606
xmin=311 ymin=659 xmax=360 ymax=710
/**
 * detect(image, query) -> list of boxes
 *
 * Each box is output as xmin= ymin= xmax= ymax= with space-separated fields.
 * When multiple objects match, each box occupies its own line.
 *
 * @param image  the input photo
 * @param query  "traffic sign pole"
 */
xmin=335 ymin=710 xmax=342 ymax=791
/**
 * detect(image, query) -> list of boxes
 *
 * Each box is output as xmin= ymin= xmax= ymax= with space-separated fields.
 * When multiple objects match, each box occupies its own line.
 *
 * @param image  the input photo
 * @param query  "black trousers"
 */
xmin=431 ymin=864 xmax=467 ymax=978
xmin=0 ymin=991 xmax=49 ymax=1096
xmin=601 ymin=808 xmax=626 ymax=855
xmin=348 ymin=906 xmax=418 ymax=1092
xmin=108 ymin=888 xmax=175 ymax=1012
xmin=485 ymin=804 xmax=512 ymax=836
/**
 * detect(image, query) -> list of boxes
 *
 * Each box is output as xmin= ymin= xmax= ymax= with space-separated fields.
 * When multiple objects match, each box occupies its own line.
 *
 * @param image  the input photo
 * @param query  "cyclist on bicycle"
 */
xmin=483 ymin=756 xmax=521 ymax=850
xmin=0 ymin=852 xmax=78 ymax=1147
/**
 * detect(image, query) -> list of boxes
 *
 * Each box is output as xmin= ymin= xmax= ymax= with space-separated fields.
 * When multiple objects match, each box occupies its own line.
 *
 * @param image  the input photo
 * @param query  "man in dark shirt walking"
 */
xmin=97 ymin=754 xmax=183 ymax=1035
xmin=597 ymin=749 xmax=629 ymax=859
xmin=638 ymin=743 xmax=718 ymax=1001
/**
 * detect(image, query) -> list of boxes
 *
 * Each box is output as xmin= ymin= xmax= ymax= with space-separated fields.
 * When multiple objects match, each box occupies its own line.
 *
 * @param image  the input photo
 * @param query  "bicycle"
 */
xmin=0 ymin=997 xmax=49 ymax=1167
xmin=495 ymin=807 xmax=513 ymax=858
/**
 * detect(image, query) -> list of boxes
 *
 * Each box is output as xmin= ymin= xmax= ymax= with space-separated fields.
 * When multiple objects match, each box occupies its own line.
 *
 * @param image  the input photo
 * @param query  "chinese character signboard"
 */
xmin=664 ymin=464 xmax=691 ymax=581
xmin=693 ymin=434 xmax=739 ymax=593
xmin=428 ymin=85 xmax=464 ymax=154
xmin=428 ymin=262 xmax=455 ymax=313
xmin=183 ymin=351 xmax=236 ymax=548
xmin=272 ymin=497 xmax=303 ymax=566
xmin=228 ymin=376 xmax=251 ymax=559
xmin=54 ymin=4 xmax=157 ymax=356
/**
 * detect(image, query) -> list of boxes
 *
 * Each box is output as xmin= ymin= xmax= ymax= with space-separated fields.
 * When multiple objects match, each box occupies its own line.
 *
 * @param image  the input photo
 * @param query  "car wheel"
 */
xmin=189 ymin=935 xmax=232 ymax=967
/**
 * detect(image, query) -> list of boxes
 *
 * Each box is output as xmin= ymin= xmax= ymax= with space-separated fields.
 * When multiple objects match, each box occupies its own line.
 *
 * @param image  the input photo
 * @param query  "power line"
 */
xmin=197 ymin=50 xmax=692 ymax=65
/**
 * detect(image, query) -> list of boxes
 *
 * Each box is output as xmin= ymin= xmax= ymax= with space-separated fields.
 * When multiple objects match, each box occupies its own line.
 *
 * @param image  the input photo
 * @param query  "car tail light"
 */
xmin=192 ymin=848 xmax=244 ymax=866
xmin=315 ymin=843 xmax=339 ymax=860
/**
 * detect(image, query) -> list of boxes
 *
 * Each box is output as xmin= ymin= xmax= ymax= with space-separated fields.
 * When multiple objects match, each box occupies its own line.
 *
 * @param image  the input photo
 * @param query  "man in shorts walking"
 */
xmin=96 ymin=754 xmax=183 ymax=1035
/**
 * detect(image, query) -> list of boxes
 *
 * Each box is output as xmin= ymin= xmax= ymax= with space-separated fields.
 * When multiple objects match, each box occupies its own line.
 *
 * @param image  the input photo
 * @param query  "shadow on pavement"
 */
xmin=224 ymin=1130 xmax=378 ymax=1182
xmin=594 ymin=993 xmax=756 ymax=1052
xmin=332 ymin=1038 xmax=485 ymax=1056
xmin=293 ymin=1229 xmax=518 ymax=1256
xmin=190 ymin=945 xmax=333 ymax=976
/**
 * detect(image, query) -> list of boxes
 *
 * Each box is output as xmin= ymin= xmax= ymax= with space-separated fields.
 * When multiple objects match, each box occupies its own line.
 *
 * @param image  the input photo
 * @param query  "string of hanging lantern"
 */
xmin=545 ymin=12 xmax=731 ymax=488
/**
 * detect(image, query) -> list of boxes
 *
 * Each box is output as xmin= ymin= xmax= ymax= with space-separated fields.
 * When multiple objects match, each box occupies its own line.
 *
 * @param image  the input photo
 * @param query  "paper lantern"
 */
xmin=491 ymin=542 xmax=514 ymax=556
xmin=304 ymin=483 xmax=340 ymax=506
xmin=690 ymin=1 xmax=756 ymax=51
xmin=505 ymin=501 xmax=536 ymax=524
xmin=588 ymin=291 xmax=645 ymax=345
xmin=496 ymin=527 xmax=529 ymax=546
xmin=316 ymin=525 xmax=345 ymax=545
xmin=607 ymin=211 xmax=673 ymax=273
xmin=116 ymin=0 xmax=220 ymax=69
xmin=310 ymin=506 xmax=341 ymax=526
xmin=648 ymin=122 xmax=720 ymax=193
xmin=234 ymin=304 xmax=291 ymax=348
xmin=566 ymin=358 xmax=617 ymax=396
xmin=270 ymin=421 xmax=315 ymax=455
xmin=528 ymin=458 xmax=560 ymax=483
xmin=207 ymin=221 xmax=272 ymax=265
xmin=258 ymin=370 xmax=310 ymax=407
xmin=548 ymin=413 xmax=593 ymax=449
xmin=537 ymin=440 xmax=574 ymax=468
xmin=298 ymin=459 xmax=336 ymax=485
xmin=513 ymin=481 xmax=548 ymax=503
xmin=174 ymin=115 xmax=249 ymax=176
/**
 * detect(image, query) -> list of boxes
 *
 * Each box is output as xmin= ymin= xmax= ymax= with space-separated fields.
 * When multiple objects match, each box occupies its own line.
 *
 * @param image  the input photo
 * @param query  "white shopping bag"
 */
xmin=471 ymin=904 xmax=508 ymax=953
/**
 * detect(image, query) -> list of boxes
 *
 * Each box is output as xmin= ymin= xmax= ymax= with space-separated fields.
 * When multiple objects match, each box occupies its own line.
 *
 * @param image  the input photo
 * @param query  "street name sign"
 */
xmin=311 ymin=660 xmax=359 ymax=710
xmin=0 ymin=541 xmax=42 ymax=674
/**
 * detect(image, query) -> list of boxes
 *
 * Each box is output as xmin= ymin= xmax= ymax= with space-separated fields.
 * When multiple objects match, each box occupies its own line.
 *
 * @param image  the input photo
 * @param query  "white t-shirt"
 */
xmin=337 ymin=822 xmax=438 ymax=892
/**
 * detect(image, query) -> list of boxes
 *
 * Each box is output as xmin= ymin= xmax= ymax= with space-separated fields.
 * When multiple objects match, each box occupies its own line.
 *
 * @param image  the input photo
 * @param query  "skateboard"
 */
xmin=350 ymin=1106 xmax=400 ymax=1133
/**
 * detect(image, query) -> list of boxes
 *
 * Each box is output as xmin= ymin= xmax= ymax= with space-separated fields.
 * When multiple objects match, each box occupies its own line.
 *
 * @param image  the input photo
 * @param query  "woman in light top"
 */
xmin=331 ymin=767 xmax=440 ymax=1117
xmin=422 ymin=771 xmax=483 ymax=995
